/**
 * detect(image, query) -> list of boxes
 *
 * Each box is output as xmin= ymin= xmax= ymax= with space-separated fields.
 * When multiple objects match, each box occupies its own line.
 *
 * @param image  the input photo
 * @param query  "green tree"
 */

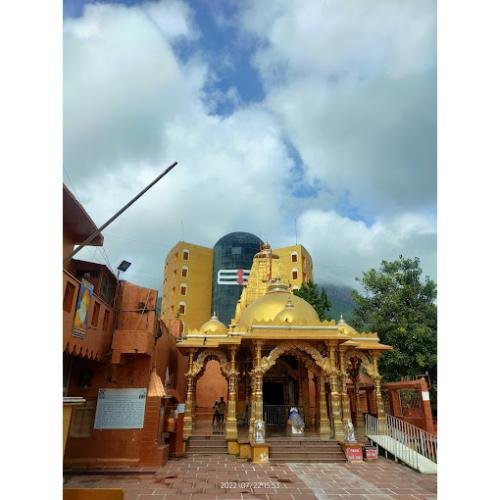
xmin=351 ymin=256 xmax=437 ymax=387
xmin=293 ymin=281 xmax=332 ymax=321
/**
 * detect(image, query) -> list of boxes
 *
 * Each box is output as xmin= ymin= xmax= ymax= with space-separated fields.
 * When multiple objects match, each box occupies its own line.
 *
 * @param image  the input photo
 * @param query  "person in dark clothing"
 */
xmin=217 ymin=396 xmax=226 ymax=426
xmin=212 ymin=400 xmax=220 ymax=426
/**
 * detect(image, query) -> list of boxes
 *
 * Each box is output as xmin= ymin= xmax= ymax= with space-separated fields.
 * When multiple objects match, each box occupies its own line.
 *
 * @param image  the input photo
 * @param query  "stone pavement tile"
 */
xmin=336 ymin=495 xmax=368 ymax=499
xmin=123 ymin=488 xmax=156 ymax=498
xmin=319 ymin=488 xmax=349 ymax=494
xmin=64 ymin=455 xmax=436 ymax=500
xmin=386 ymin=496 xmax=416 ymax=500
xmin=259 ymin=494 xmax=294 ymax=499
xmin=345 ymin=488 xmax=381 ymax=494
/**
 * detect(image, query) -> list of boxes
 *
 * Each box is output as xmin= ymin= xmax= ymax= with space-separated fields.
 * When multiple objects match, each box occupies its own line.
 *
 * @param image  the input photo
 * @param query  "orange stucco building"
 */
xmin=63 ymin=185 xmax=182 ymax=469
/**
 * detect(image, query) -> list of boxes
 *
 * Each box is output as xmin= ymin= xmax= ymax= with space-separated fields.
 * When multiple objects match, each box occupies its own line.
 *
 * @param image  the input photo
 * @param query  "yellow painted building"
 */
xmin=274 ymin=244 xmax=313 ymax=291
xmin=162 ymin=239 xmax=314 ymax=331
xmin=161 ymin=241 xmax=213 ymax=331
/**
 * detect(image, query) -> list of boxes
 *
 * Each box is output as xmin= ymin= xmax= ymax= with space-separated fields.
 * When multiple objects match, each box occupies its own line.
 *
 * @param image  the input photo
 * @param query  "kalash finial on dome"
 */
xmin=274 ymin=297 xmax=297 ymax=323
xmin=339 ymin=314 xmax=346 ymax=325
xmin=266 ymin=277 xmax=290 ymax=293
xmin=200 ymin=312 xmax=228 ymax=335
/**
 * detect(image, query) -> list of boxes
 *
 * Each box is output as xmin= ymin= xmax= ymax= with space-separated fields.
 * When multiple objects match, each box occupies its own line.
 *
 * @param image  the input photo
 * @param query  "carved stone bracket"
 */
xmin=343 ymin=349 xmax=376 ymax=378
xmin=191 ymin=349 xmax=231 ymax=378
xmin=259 ymin=341 xmax=333 ymax=376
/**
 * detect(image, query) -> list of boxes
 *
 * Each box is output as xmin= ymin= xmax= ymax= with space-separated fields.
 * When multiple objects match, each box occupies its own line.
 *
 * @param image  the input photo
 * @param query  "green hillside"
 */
xmin=319 ymin=283 xmax=355 ymax=322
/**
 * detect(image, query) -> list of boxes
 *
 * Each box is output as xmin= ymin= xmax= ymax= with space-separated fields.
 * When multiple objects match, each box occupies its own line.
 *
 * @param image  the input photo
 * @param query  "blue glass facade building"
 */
xmin=211 ymin=232 xmax=263 ymax=325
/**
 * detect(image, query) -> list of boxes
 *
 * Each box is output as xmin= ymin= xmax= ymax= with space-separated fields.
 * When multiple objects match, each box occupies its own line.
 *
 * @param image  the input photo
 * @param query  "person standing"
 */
xmin=212 ymin=399 xmax=220 ymax=427
xmin=218 ymin=396 xmax=227 ymax=427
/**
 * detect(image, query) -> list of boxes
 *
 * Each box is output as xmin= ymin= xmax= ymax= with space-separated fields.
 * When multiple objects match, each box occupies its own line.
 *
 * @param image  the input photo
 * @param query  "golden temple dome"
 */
xmin=337 ymin=314 xmax=358 ymax=335
xmin=200 ymin=313 xmax=228 ymax=335
xmin=238 ymin=281 xmax=319 ymax=326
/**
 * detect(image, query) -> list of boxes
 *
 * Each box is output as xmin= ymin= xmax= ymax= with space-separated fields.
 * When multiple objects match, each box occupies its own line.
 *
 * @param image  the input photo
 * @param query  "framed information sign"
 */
xmin=94 ymin=388 xmax=147 ymax=429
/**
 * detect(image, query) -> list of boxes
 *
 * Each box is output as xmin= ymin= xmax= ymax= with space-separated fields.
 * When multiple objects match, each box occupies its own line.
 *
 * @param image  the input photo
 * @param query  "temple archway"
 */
xmin=196 ymin=360 xmax=228 ymax=409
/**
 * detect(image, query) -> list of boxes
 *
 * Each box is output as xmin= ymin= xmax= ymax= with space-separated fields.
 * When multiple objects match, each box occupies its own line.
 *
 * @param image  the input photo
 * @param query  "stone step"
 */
xmin=271 ymin=457 xmax=346 ymax=463
xmin=187 ymin=446 xmax=228 ymax=452
xmin=188 ymin=441 xmax=227 ymax=447
xmin=267 ymin=441 xmax=339 ymax=448
xmin=270 ymin=450 xmax=345 ymax=458
xmin=186 ymin=450 xmax=227 ymax=456
xmin=189 ymin=436 xmax=226 ymax=442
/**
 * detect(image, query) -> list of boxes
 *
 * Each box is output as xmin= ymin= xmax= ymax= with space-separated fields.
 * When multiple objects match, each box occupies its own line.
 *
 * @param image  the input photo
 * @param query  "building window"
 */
xmin=178 ymin=302 xmax=185 ymax=315
xmin=291 ymin=252 xmax=298 ymax=263
xmin=63 ymin=282 xmax=76 ymax=312
xmin=174 ymin=252 xmax=179 ymax=262
xmin=171 ymin=286 xmax=176 ymax=297
xmin=69 ymin=400 xmax=96 ymax=438
xmin=102 ymin=309 xmax=110 ymax=331
xmin=173 ymin=269 xmax=177 ymax=277
xmin=181 ymin=266 xmax=188 ymax=277
xmin=292 ymin=269 xmax=298 ymax=280
xmin=183 ymin=249 xmax=189 ymax=261
xmin=180 ymin=284 xmax=187 ymax=296
xmin=91 ymin=302 xmax=100 ymax=327
xmin=170 ymin=305 xmax=174 ymax=316
xmin=77 ymin=368 xmax=93 ymax=388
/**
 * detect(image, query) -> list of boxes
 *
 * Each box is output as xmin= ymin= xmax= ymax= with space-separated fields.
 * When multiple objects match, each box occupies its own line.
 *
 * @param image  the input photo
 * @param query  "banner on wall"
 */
xmin=72 ymin=279 xmax=94 ymax=339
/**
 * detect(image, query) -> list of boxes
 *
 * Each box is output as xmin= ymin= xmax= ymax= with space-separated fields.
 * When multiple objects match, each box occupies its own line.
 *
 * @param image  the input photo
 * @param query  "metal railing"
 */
xmin=366 ymin=413 xmax=437 ymax=466
xmin=264 ymin=405 xmax=305 ymax=426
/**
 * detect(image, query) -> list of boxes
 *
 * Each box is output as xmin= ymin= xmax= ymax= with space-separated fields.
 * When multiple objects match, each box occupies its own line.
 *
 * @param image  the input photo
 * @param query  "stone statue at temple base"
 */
xmin=344 ymin=420 xmax=356 ymax=443
xmin=287 ymin=407 xmax=305 ymax=436
xmin=255 ymin=419 xmax=266 ymax=443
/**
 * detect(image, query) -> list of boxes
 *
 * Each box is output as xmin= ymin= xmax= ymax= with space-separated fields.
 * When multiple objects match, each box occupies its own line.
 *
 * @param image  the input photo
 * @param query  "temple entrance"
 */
xmin=263 ymin=382 xmax=285 ymax=405
xmin=262 ymin=356 xmax=302 ymax=430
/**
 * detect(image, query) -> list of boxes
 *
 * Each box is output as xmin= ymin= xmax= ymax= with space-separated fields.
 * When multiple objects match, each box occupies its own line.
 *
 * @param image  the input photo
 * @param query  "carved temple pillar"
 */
xmin=249 ymin=341 xmax=264 ymax=443
xmin=349 ymin=357 xmax=364 ymax=429
xmin=318 ymin=375 xmax=330 ymax=437
xmin=339 ymin=348 xmax=352 ymax=425
xmin=225 ymin=346 xmax=239 ymax=440
xmin=372 ymin=353 xmax=387 ymax=433
xmin=327 ymin=342 xmax=344 ymax=439
xmin=355 ymin=381 xmax=365 ymax=429
xmin=249 ymin=374 xmax=256 ymax=439
xmin=183 ymin=350 xmax=195 ymax=440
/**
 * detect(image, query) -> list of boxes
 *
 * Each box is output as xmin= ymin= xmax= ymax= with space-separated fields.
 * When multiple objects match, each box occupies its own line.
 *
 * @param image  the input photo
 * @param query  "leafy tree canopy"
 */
xmin=351 ymin=256 xmax=437 ymax=385
xmin=293 ymin=281 xmax=332 ymax=321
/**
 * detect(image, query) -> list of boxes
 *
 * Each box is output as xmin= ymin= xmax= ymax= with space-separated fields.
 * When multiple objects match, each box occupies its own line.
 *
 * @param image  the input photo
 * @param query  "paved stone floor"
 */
xmin=63 ymin=455 xmax=437 ymax=500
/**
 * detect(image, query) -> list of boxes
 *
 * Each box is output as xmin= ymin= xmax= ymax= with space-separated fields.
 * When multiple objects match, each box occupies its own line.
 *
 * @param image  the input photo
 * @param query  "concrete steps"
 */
xmin=267 ymin=438 xmax=346 ymax=463
xmin=186 ymin=435 xmax=227 ymax=456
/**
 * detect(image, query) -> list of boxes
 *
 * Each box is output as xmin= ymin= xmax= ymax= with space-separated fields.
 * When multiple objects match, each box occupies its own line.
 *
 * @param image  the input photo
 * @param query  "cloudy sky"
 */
xmin=63 ymin=0 xmax=436 ymax=292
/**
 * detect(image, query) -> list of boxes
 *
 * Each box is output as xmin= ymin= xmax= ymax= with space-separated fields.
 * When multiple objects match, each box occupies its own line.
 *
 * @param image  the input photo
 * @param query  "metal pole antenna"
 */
xmin=64 ymin=161 xmax=178 ymax=263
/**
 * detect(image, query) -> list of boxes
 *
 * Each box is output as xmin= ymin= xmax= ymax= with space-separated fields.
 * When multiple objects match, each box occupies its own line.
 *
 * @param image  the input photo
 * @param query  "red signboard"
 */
xmin=345 ymin=446 xmax=363 ymax=462
xmin=365 ymin=447 xmax=378 ymax=460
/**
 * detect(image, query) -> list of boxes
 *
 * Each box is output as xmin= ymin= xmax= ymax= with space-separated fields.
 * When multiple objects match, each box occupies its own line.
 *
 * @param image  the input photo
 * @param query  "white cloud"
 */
xmin=65 ymin=0 xmax=437 ymax=294
xmin=64 ymin=1 xmax=202 ymax=184
xmin=142 ymin=0 xmax=198 ymax=42
xmin=240 ymin=0 xmax=437 ymax=214
xmin=298 ymin=209 xmax=436 ymax=287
